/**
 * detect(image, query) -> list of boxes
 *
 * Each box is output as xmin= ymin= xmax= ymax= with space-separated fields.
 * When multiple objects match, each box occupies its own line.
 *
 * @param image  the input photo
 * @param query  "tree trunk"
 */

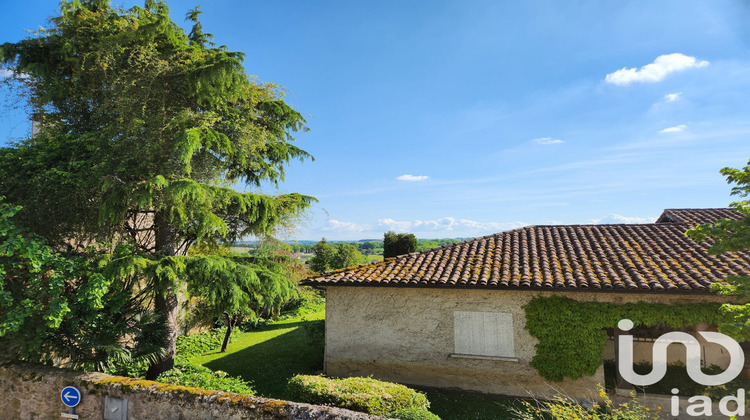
xmin=146 ymin=211 xmax=181 ymax=380
xmin=220 ymin=314 xmax=236 ymax=353
xmin=145 ymin=288 xmax=179 ymax=380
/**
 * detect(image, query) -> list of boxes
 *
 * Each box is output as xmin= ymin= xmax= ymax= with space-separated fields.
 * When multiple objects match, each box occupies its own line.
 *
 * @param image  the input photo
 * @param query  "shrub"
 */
xmin=105 ymin=359 xmax=151 ymax=378
xmin=301 ymin=319 xmax=325 ymax=347
xmin=157 ymin=360 xmax=255 ymax=395
xmin=287 ymin=374 xmax=431 ymax=416
xmin=175 ymin=328 xmax=227 ymax=358
xmin=281 ymin=286 xmax=325 ymax=318
xmin=237 ymin=315 xmax=273 ymax=332
xmin=512 ymin=386 xmax=660 ymax=420
xmin=390 ymin=407 xmax=441 ymax=420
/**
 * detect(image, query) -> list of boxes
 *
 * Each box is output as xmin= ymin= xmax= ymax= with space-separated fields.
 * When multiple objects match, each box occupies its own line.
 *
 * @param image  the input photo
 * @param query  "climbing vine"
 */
xmin=524 ymin=295 xmax=726 ymax=382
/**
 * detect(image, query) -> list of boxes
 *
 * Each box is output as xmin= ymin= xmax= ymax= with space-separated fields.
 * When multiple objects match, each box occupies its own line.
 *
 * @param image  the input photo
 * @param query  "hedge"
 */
xmin=287 ymin=375 xmax=434 ymax=417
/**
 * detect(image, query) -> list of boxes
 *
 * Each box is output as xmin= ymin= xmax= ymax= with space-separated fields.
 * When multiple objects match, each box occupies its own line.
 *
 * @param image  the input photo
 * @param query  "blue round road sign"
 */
xmin=61 ymin=386 xmax=81 ymax=408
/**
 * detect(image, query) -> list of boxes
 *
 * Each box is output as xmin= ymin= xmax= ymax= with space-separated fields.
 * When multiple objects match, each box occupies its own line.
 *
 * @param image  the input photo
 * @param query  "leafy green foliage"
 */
xmin=390 ymin=407 xmax=442 ymax=420
xmin=288 ymin=238 xmax=459 ymax=257
xmin=301 ymin=319 xmax=325 ymax=349
xmin=157 ymin=359 xmax=255 ymax=395
xmin=0 ymin=198 xmax=167 ymax=371
xmin=417 ymin=239 xmax=462 ymax=251
xmin=175 ymin=328 xmax=228 ymax=359
xmin=155 ymin=327 xmax=254 ymax=394
xmin=512 ymin=386 xmax=660 ymax=419
xmin=332 ymin=242 xmax=367 ymax=269
xmin=309 ymin=238 xmax=336 ymax=273
xmin=287 ymin=375 xmax=432 ymax=416
xmin=383 ymin=231 xmax=418 ymax=258
xmin=524 ymin=296 xmax=724 ymax=381
xmin=687 ymin=160 xmax=750 ymax=341
xmin=0 ymin=0 xmax=314 ymax=376
xmin=196 ymin=302 xmax=325 ymax=398
xmin=309 ymin=238 xmax=366 ymax=273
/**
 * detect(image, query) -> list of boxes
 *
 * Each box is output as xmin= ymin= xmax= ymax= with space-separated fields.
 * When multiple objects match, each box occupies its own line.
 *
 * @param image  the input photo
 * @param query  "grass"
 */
xmin=191 ymin=305 xmax=325 ymax=399
xmin=190 ymin=302 xmax=520 ymax=418
xmin=420 ymin=388 xmax=522 ymax=420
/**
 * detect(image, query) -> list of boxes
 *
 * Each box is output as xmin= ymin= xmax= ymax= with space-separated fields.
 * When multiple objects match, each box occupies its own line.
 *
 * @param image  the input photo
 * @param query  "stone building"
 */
xmin=302 ymin=209 xmax=750 ymax=399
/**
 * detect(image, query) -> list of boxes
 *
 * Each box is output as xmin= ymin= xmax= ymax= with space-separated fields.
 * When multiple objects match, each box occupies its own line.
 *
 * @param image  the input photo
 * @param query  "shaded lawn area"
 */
xmin=191 ymin=310 xmax=324 ymax=399
xmin=420 ymin=387 xmax=522 ymax=420
xmin=191 ymin=306 xmax=520 ymax=419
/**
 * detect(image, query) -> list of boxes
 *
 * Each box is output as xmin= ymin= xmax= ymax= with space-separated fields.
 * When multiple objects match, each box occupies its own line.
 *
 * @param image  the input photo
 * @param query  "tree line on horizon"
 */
xmin=285 ymin=236 xmax=463 ymax=256
xmin=303 ymin=232 xmax=462 ymax=273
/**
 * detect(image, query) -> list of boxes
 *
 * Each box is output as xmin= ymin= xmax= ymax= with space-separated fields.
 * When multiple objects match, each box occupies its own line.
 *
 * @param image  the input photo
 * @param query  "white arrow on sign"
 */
xmin=61 ymin=386 xmax=81 ymax=408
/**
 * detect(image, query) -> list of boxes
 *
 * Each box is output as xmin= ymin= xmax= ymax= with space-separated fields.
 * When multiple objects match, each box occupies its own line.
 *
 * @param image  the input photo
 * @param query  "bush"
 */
xmin=287 ymin=375 xmax=432 ymax=416
xmin=105 ymin=359 xmax=151 ymax=378
xmin=281 ymin=286 xmax=325 ymax=318
xmin=390 ymin=407 xmax=441 ymax=420
xmin=512 ymin=386 xmax=660 ymax=420
xmin=157 ymin=360 xmax=255 ymax=395
xmin=237 ymin=316 xmax=271 ymax=332
xmin=175 ymin=328 xmax=227 ymax=358
xmin=301 ymin=319 xmax=325 ymax=347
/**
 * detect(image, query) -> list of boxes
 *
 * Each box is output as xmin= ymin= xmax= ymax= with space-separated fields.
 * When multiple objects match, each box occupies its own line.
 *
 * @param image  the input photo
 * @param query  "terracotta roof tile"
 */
xmin=655 ymin=208 xmax=743 ymax=226
xmin=302 ymin=209 xmax=750 ymax=293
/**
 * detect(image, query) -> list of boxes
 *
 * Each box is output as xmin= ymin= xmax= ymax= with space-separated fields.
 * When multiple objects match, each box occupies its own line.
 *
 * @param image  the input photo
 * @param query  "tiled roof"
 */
xmin=302 ymin=209 xmax=750 ymax=293
xmin=655 ymin=208 xmax=744 ymax=226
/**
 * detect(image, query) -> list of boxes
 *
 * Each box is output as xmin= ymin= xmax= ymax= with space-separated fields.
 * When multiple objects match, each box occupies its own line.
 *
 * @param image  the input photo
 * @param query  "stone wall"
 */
xmin=324 ymin=286 xmax=727 ymax=400
xmin=0 ymin=360 xmax=384 ymax=420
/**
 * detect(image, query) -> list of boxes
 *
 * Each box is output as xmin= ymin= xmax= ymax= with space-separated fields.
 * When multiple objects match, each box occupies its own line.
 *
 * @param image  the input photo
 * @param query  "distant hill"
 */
xmin=232 ymin=238 xmax=469 ymax=255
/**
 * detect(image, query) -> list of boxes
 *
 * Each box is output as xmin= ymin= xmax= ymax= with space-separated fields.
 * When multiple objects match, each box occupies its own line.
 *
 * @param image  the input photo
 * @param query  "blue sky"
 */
xmin=2 ymin=1 xmax=750 ymax=240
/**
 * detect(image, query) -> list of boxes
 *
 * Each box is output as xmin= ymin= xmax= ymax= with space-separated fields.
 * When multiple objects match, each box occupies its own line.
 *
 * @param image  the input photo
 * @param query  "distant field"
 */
xmin=230 ymin=246 xmax=252 ymax=254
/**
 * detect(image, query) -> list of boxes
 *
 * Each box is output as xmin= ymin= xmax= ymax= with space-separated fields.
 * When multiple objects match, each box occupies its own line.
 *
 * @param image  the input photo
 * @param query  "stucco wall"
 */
xmin=0 ymin=360 xmax=384 ymax=420
xmin=324 ymin=286 xmax=727 ymax=399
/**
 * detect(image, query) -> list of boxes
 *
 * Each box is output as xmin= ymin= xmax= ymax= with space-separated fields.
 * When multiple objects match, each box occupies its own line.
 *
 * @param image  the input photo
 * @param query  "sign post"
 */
xmin=60 ymin=386 xmax=81 ymax=419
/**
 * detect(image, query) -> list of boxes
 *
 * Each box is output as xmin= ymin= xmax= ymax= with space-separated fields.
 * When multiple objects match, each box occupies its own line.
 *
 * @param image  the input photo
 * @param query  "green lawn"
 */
xmin=190 ymin=304 xmax=520 ymax=419
xmin=191 ymin=307 xmax=325 ymax=399
xmin=421 ymin=388 xmax=523 ymax=420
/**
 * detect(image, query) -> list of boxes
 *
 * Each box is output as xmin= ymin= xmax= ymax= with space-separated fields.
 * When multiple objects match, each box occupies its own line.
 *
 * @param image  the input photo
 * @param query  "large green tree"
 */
xmin=308 ymin=238 xmax=366 ymax=273
xmin=186 ymin=249 xmax=298 ymax=353
xmin=687 ymin=160 xmax=750 ymax=341
xmin=383 ymin=231 xmax=418 ymax=258
xmin=308 ymin=238 xmax=336 ymax=273
xmin=0 ymin=0 xmax=314 ymax=378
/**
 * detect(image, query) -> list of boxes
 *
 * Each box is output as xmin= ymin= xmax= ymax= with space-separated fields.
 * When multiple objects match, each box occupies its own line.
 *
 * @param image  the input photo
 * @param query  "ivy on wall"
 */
xmin=523 ymin=295 xmax=725 ymax=382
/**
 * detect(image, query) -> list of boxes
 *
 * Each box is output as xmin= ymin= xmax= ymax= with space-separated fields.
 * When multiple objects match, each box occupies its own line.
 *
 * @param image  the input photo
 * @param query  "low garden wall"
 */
xmin=0 ymin=360 xmax=385 ymax=419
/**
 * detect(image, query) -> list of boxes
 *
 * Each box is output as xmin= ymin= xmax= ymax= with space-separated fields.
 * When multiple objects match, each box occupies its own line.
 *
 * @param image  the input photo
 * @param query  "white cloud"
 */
xmin=664 ymin=92 xmax=682 ymax=102
xmin=377 ymin=217 xmax=526 ymax=234
xmin=605 ymin=53 xmax=709 ymax=86
xmin=377 ymin=218 xmax=414 ymax=232
xmin=659 ymin=124 xmax=687 ymax=134
xmin=322 ymin=219 xmax=370 ymax=232
xmin=0 ymin=68 xmax=29 ymax=79
xmin=396 ymin=174 xmax=429 ymax=182
xmin=586 ymin=214 xmax=657 ymax=224
xmin=533 ymin=137 xmax=565 ymax=145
